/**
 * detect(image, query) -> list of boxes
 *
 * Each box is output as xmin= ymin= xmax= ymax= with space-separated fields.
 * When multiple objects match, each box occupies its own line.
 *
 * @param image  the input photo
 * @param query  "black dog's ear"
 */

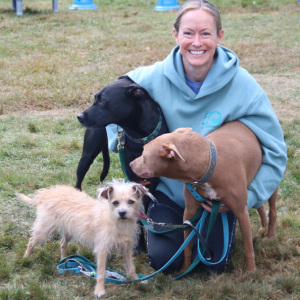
xmin=118 ymin=75 xmax=134 ymax=83
xmin=125 ymin=84 xmax=146 ymax=99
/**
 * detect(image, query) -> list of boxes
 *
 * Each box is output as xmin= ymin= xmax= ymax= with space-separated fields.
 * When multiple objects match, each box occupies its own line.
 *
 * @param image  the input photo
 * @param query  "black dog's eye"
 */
xmin=128 ymin=199 xmax=135 ymax=205
xmin=112 ymin=200 xmax=119 ymax=206
xmin=95 ymin=94 xmax=106 ymax=105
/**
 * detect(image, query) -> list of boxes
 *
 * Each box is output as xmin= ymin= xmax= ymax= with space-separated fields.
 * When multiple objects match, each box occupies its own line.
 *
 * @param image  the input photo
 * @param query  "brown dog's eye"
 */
xmin=112 ymin=200 xmax=119 ymax=206
xmin=128 ymin=200 xmax=135 ymax=205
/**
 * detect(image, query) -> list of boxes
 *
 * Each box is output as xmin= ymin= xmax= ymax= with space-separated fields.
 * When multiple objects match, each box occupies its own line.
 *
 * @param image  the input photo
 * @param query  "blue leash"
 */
xmin=184 ymin=183 xmax=230 ymax=266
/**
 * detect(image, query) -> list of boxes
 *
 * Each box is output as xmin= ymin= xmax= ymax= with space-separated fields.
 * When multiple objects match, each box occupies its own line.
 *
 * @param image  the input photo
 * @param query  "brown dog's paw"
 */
xmin=178 ymin=263 xmax=189 ymax=275
xmin=263 ymin=232 xmax=275 ymax=239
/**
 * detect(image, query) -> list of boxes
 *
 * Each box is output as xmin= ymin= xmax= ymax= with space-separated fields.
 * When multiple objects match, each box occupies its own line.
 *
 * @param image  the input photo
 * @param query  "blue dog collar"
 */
xmin=192 ymin=138 xmax=217 ymax=186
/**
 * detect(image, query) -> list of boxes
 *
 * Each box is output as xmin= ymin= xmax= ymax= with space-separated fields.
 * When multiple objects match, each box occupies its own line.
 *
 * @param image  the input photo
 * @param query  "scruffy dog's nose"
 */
xmin=119 ymin=211 xmax=126 ymax=218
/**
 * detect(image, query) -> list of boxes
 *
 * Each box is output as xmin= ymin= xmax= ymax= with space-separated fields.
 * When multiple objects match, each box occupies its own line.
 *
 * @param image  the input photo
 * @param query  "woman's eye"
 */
xmin=183 ymin=32 xmax=193 ymax=38
xmin=202 ymin=32 xmax=211 ymax=38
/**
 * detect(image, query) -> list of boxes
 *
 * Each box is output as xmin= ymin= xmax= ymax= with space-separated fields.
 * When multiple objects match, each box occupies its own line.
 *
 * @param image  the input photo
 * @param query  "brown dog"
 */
xmin=16 ymin=180 xmax=154 ymax=298
xmin=130 ymin=121 xmax=277 ymax=273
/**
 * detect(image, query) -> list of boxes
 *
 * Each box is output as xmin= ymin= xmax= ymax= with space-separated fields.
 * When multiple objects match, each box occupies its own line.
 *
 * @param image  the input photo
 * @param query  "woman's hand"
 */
xmin=200 ymin=200 xmax=231 ymax=213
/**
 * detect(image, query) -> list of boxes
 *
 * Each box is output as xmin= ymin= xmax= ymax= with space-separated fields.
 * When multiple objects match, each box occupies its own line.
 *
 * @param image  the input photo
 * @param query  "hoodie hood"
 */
xmin=164 ymin=46 xmax=239 ymax=98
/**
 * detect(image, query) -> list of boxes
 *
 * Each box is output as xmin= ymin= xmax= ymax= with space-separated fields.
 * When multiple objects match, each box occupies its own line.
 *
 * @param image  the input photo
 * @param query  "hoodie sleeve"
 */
xmin=239 ymin=90 xmax=287 ymax=209
xmin=106 ymin=124 xmax=119 ymax=153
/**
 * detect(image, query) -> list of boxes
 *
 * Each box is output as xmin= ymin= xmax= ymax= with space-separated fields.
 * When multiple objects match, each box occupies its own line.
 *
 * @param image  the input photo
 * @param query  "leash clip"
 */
xmin=105 ymin=270 xmax=126 ymax=281
xmin=78 ymin=265 xmax=97 ymax=278
xmin=117 ymin=128 xmax=124 ymax=151
xmin=144 ymin=218 xmax=154 ymax=230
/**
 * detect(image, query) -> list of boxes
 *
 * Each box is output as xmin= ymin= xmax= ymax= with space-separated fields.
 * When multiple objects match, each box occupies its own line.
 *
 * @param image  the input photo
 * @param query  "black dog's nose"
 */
xmin=119 ymin=211 xmax=127 ymax=219
xmin=77 ymin=113 xmax=84 ymax=123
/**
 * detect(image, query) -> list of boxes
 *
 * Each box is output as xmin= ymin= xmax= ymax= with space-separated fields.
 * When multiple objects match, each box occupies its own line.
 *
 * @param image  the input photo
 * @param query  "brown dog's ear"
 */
xmin=99 ymin=186 xmax=114 ymax=199
xmin=158 ymin=143 xmax=185 ymax=162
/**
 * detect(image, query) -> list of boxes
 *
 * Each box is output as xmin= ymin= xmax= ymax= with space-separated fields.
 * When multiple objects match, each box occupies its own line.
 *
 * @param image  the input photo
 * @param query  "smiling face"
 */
xmin=173 ymin=9 xmax=224 ymax=82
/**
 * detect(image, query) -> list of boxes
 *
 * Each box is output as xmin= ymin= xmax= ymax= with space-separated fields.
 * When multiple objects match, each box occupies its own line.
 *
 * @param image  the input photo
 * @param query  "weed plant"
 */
xmin=0 ymin=0 xmax=299 ymax=299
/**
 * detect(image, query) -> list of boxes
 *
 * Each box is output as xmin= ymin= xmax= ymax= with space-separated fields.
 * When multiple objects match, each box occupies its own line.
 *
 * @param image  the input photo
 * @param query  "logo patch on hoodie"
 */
xmin=202 ymin=111 xmax=222 ymax=129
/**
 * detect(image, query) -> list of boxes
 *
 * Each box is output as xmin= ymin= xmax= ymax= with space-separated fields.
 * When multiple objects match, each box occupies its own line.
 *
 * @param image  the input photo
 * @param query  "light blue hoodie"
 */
xmin=107 ymin=46 xmax=287 ymax=210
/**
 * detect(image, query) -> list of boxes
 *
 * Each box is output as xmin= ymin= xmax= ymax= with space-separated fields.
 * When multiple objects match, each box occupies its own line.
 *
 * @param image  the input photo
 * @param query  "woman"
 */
xmin=107 ymin=0 xmax=287 ymax=273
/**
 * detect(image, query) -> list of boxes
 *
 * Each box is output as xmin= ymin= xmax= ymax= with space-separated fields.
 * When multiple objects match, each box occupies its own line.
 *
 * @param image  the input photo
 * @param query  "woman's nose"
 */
xmin=192 ymin=34 xmax=203 ymax=46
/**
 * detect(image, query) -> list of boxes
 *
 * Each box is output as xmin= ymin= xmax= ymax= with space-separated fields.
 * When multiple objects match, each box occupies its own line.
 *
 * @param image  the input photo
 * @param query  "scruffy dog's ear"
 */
xmin=98 ymin=186 xmax=114 ymax=199
xmin=132 ymin=184 xmax=156 ymax=201
xmin=125 ymin=84 xmax=146 ymax=99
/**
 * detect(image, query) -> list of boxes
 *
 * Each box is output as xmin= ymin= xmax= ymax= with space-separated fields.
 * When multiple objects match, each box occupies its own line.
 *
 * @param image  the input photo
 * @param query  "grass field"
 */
xmin=0 ymin=0 xmax=299 ymax=299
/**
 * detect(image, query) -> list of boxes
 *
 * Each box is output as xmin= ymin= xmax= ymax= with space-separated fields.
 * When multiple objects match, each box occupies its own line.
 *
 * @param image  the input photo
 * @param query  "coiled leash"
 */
xmin=57 ymin=255 xmax=143 ymax=283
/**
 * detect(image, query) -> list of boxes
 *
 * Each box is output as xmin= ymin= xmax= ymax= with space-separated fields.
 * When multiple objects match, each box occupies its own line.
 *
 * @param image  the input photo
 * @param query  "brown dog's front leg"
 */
xmin=180 ymin=186 xmax=202 ymax=274
xmin=234 ymin=206 xmax=256 ymax=272
xmin=180 ymin=226 xmax=193 ymax=274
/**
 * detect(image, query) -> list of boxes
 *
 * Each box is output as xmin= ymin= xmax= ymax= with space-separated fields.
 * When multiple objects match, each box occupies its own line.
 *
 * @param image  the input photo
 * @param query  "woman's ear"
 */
xmin=217 ymin=29 xmax=224 ymax=46
xmin=173 ymin=28 xmax=179 ymax=44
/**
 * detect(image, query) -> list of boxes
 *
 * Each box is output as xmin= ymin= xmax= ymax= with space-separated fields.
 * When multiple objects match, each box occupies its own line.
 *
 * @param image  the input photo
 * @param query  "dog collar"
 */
xmin=126 ymin=107 xmax=163 ymax=145
xmin=191 ymin=137 xmax=217 ymax=186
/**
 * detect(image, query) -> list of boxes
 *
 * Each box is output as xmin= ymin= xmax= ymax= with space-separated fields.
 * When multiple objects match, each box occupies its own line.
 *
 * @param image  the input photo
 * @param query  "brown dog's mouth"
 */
xmin=139 ymin=178 xmax=151 ymax=186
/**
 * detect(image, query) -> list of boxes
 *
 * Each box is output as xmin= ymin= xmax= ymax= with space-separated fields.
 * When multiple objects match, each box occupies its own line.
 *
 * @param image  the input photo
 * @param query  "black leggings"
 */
xmin=146 ymin=191 xmax=237 ymax=274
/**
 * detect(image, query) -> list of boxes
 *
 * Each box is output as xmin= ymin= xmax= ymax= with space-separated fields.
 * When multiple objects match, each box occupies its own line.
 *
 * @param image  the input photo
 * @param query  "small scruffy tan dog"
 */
xmin=16 ymin=179 xmax=154 ymax=298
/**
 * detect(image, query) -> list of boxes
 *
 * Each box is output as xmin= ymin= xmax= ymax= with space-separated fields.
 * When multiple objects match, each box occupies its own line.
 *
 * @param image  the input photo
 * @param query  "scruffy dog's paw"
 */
xmin=94 ymin=290 xmax=105 ymax=298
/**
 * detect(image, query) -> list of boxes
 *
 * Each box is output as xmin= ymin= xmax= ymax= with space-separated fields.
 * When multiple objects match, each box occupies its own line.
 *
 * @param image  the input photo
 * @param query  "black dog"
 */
xmin=77 ymin=76 xmax=168 ymax=254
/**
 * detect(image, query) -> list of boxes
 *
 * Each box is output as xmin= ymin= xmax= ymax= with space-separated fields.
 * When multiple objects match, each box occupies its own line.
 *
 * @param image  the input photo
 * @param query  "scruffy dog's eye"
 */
xmin=112 ymin=200 xmax=119 ymax=206
xmin=128 ymin=200 xmax=135 ymax=205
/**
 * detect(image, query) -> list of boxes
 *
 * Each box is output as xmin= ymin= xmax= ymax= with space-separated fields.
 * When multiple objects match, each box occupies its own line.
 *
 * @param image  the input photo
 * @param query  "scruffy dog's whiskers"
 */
xmin=16 ymin=179 xmax=154 ymax=298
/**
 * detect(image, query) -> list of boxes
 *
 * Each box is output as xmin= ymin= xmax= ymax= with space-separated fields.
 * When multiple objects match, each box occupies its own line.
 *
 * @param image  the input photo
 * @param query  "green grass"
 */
xmin=0 ymin=0 xmax=299 ymax=299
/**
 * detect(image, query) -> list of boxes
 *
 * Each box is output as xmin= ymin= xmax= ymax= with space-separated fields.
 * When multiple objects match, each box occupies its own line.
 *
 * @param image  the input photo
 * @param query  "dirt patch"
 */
xmin=0 ymin=107 xmax=83 ymax=119
xmin=1 ymin=72 xmax=298 ymax=123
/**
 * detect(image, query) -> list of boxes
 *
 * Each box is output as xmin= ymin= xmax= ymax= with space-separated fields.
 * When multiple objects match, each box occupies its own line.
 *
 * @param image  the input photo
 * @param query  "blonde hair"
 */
xmin=174 ymin=0 xmax=222 ymax=35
